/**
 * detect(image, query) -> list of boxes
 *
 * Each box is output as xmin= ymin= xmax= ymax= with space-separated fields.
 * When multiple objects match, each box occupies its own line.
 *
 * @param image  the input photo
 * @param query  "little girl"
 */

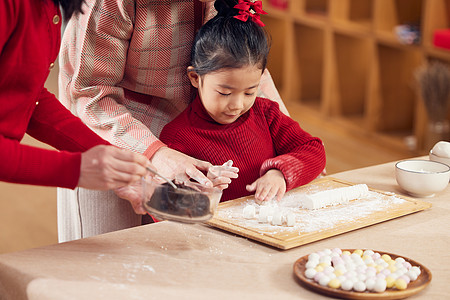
xmin=159 ymin=0 xmax=326 ymax=203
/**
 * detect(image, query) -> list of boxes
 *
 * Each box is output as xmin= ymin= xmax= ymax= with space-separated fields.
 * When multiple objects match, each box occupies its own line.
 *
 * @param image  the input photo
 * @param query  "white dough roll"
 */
xmin=302 ymin=184 xmax=369 ymax=209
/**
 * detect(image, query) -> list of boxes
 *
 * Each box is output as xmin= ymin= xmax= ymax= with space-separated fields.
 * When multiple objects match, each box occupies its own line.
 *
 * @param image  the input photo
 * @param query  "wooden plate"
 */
xmin=293 ymin=249 xmax=432 ymax=299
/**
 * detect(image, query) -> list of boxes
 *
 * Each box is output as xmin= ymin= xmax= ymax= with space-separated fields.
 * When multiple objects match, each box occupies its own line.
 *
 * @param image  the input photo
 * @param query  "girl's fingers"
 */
xmin=211 ymin=177 xmax=232 ymax=186
xmin=246 ymin=182 xmax=256 ymax=192
xmin=264 ymin=187 xmax=278 ymax=202
xmin=208 ymin=166 xmax=239 ymax=179
xmin=276 ymin=188 xmax=286 ymax=201
xmin=215 ymin=184 xmax=229 ymax=190
xmin=255 ymin=185 xmax=271 ymax=202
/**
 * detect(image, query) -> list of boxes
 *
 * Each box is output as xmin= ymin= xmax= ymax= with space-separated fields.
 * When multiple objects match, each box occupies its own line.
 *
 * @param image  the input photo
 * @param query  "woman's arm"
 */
xmin=258 ymin=69 xmax=290 ymax=116
xmin=27 ymin=88 xmax=110 ymax=152
xmin=59 ymin=0 xmax=164 ymax=159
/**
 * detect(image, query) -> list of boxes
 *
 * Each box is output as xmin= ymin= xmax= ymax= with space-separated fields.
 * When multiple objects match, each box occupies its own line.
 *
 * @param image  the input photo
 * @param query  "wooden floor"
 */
xmin=0 ymin=66 xmax=416 ymax=254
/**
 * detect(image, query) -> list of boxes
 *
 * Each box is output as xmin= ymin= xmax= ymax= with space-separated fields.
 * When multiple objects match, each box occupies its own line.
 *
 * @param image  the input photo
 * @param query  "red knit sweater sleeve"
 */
xmin=27 ymin=88 xmax=110 ymax=153
xmin=0 ymin=89 xmax=110 ymax=188
xmin=259 ymin=99 xmax=326 ymax=190
xmin=0 ymin=134 xmax=82 ymax=188
xmin=0 ymin=0 xmax=109 ymax=188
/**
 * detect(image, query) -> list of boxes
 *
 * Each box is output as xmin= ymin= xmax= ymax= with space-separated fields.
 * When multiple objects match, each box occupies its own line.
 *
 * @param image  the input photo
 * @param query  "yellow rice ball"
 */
xmin=388 ymin=265 xmax=397 ymax=273
xmin=315 ymin=265 xmax=324 ymax=272
xmin=395 ymin=278 xmax=407 ymax=290
xmin=375 ymin=265 xmax=384 ymax=273
xmin=381 ymin=254 xmax=392 ymax=262
xmin=386 ymin=276 xmax=396 ymax=288
xmin=328 ymin=278 xmax=341 ymax=289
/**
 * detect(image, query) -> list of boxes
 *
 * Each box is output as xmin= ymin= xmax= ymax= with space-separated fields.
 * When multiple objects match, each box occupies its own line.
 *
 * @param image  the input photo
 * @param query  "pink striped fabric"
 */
xmin=59 ymin=0 xmax=284 ymax=159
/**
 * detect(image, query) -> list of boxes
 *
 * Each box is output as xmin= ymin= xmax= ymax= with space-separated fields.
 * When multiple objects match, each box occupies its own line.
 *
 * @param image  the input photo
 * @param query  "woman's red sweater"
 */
xmin=0 ymin=0 xmax=109 ymax=188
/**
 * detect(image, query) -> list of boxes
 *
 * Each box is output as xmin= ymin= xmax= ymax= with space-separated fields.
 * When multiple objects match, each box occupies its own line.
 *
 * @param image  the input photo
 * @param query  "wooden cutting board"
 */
xmin=206 ymin=177 xmax=432 ymax=250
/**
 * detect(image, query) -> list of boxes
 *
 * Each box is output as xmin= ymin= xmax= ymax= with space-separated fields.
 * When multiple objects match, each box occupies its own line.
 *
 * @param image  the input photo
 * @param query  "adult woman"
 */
xmin=0 ymin=0 xmax=150 ymax=215
xmin=58 ymin=0 xmax=288 ymax=241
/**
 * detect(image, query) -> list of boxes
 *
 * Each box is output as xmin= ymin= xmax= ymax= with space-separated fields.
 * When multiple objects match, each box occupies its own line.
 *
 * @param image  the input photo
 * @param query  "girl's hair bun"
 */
xmin=214 ymin=0 xmax=239 ymax=18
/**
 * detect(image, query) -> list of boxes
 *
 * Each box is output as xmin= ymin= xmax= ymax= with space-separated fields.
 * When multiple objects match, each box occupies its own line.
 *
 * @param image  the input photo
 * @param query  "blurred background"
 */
xmin=2 ymin=0 xmax=449 ymax=254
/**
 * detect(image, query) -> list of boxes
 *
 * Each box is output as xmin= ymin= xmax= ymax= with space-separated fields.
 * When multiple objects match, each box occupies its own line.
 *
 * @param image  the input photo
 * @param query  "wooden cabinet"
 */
xmin=262 ymin=0 xmax=450 ymax=152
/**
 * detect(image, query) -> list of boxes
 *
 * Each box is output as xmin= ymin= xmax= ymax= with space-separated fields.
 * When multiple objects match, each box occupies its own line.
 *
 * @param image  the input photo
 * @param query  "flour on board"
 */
xmin=216 ymin=186 xmax=405 ymax=234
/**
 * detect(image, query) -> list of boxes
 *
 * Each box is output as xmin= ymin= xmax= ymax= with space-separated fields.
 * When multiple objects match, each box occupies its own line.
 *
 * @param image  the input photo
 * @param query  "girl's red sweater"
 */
xmin=0 ymin=0 xmax=109 ymax=188
xmin=160 ymin=95 xmax=326 ymax=202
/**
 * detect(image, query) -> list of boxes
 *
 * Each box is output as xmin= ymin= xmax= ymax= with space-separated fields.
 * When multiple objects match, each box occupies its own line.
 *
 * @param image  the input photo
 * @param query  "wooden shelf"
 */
xmin=262 ymin=0 xmax=450 ymax=152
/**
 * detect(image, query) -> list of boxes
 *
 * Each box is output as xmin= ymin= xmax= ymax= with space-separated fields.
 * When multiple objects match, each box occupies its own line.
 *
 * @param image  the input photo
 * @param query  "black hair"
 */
xmin=51 ymin=0 xmax=85 ymax=20
xmin=191 ymin=0 xmax=270 ymax=76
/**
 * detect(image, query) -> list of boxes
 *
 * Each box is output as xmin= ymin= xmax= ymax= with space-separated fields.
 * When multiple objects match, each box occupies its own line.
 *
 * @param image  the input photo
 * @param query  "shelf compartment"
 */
xmin=290 ymin=24 xmax=325 ymax=108
xmin=304 ymin=0 xmax=329 ymax=17
xmin=331 ymin=0 xmax=373 ymax=31
xmin=422 ymin=0 xmax=450 ymax=48
xmin=376 ymin=44 xmax=423 ymax=135
xmin=334 ymin=34 xmax=372 ymax=118
xmin=374 ymin=0 xmax=423 ymax=42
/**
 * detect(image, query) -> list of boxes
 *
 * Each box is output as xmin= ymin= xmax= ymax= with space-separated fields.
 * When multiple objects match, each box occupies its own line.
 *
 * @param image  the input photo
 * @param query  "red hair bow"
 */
xmin=233 ymin=0 xmax=268 ymax=27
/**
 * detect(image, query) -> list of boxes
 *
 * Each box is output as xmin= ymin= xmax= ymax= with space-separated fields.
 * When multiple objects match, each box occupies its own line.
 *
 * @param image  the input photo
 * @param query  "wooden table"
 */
xmin=0 ymin=158 xmax=448 ymax=300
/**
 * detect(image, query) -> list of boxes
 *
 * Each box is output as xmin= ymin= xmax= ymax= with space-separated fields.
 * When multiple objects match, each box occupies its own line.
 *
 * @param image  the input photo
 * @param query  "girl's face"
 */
xmin=188 ymin=65 xmax=263 ymax=124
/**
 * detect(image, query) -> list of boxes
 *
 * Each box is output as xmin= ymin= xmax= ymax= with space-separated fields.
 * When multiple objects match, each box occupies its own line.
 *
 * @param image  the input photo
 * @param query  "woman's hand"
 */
xmin=246 ymin=169 xmax=286 ymax=204
xmin=113 ymin=181 xmax=148 ymax=215
xmin=78 ymin=145 xmax=148 ymax=190
xmin=150 ymin=147 xmax=213 ymax=187
xmin=207 ymin=160 xmax=239 ymax=190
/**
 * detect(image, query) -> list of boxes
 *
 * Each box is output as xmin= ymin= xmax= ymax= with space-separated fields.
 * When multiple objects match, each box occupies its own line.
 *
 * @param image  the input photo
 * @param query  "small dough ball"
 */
xmin=373 ymin=278 xmax=387 ymax=292
xmin=381 ymin=254 xmax=392 ymax=262
xmin=411 ymin=266 xmax=421 ymax=276
xmin=365 ymin=278 xmax=376 ymax=291
xmin=406 ymin=270 xmax=418 ymax=281
xmin=242 ymin=205 xmax=256 ymax=219
xmin=353 ymin=281 xmax=366 ymax=292
xmin=305 ymin=268 xmax=316 ymax=279
xmin=286 ymin=213 xmax=295 ymax=226
xmin=385 ymin=275 xmax=396 ymax=288
xmin=318 ymin=275 xmax=330 ymax=286
xmin=395 ymin=278 xmax=407 ymax=290
xmin=271 ymin=211 xmax=282 ymax=226
xmin=341 ymin=280 xmax=353 ymax=291
xmin=258 ymin=206 xmax=270 ymax=223
xmin=328 ymin=278 xmax=341 ymax=289
xmin=305 ymin=259 xmax=319 ymax=269
xmin=308 ymin=252 xmax=320 ymax=261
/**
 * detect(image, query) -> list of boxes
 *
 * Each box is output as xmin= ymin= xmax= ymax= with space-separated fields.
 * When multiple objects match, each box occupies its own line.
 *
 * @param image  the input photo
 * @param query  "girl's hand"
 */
xmin=246 ymin=169 xmax=286 ymax=204
xmin=207 ymin=160 xmax=239 ymax=190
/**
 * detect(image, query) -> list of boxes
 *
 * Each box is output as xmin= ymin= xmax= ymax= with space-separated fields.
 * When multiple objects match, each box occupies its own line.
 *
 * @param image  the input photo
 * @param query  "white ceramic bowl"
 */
xmin=429 ymin=150 xmax=450 ymax=167
xmin=395 ymin=159 xmax=450 ymax=197
xmin=430 ymin=151 xmax=450 ymax=182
